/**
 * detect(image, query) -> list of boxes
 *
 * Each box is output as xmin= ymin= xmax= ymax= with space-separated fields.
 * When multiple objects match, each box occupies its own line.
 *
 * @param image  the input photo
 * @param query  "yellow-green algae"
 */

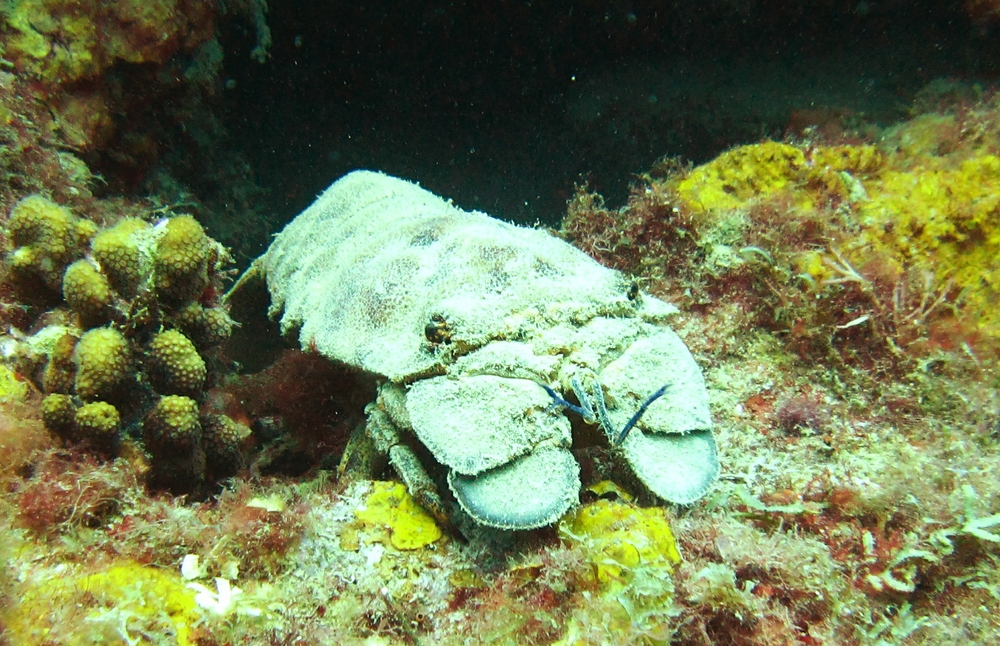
xmin=354 ymin=480 xmax=443 ymax=550
xmin=856 ymin=153 xmax=1000 ymax=337
xmin=556 ymin=498 xmax=681 ymax=644
xmin=4 ymin=561 xmax=202 ymax=645
xmin=0 ymin=364 xmax=30 ymax=402
xmin=1 ymin=0 xmax=214 ymax=85
xmin=670 ymin=126 xmax=1000 ymax=348
xmin=674 ymin=140 xmax=885 ymax=217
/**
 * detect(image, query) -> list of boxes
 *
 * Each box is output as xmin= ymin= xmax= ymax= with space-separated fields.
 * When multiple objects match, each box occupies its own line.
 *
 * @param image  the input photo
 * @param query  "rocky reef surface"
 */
xmin=0 ymin=90 xmax=999 ymax=645
xmin=0 ymin=2 xmax=1000 ymax=645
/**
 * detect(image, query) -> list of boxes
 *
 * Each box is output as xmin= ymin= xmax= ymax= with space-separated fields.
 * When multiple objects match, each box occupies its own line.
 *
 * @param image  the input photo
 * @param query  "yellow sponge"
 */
xmin=3 ymin=560 xmax=201 ymax=646
xmin=560 ymin=498 xmax=681 ymax=592
xmin=675 ymin=142 xmax=807 ymax=214
xmin=354 ymin=481 xmax=443 ymax=550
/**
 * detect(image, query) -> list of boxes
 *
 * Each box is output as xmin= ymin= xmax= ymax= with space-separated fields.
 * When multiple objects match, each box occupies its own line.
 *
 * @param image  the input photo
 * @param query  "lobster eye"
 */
xmin=424 ymin=314 xmax=451 ymax=344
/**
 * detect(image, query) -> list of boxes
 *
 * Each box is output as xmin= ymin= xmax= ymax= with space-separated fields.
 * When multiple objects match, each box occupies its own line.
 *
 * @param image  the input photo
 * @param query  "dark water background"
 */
xmin=208 ymin=1 xmax=997 ymax=244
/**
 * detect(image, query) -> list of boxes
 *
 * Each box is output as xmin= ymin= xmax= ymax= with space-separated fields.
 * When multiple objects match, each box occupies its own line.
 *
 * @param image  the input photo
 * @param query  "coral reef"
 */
xmin=5 ymin=194 xmax=97 ymax=296
xmin=1 ymin=193 xmax=244 ymax=499
xmin=3 ymin=83 xmax=1000 ymax=646
xmin=2 ymin=0 xmax=215 ymax=86
xmin=0 ymin=0 xmax=271 ymax=275
xmin=0 ymin=365 xmax=53 ymax=483
xmin=72 ymin=326 xmax=131 ymax=401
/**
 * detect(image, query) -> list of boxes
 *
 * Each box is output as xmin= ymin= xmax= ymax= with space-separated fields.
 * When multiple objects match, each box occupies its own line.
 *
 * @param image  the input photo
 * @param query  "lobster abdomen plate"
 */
xmin=263 ymin=171 xmax=635 ymax=381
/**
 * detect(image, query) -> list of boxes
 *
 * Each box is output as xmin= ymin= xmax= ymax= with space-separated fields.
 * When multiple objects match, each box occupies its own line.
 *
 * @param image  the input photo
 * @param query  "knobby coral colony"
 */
xmin=4 ymin=195 xmax=244 ymax=498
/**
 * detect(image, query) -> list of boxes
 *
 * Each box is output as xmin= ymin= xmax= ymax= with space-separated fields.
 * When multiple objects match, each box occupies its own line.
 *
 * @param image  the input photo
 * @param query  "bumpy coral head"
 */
xmin=41 ymin=393 xmax=77 ymax=439
xmin=153 ymin=216 xmax=216 ymax=304
xmin=5 ymin=195 xmax=96 ymax=295
xmin=74 ymin=401 xmax=121 ymax=453
xmin=143 ymin=395 xmax=202 ymax=452
xmin=62 ymin=259 xmax=114 ymax=328
xmin=90 ymin=218 xmax=153 ymax=298
xmin=173 ymin=302 xmax=234 ymax=348
xmin=200 ymin=413 xmax=249 ymax=480
xmin=146 ymin=329 xmax=207 ymax=397
xmin=73 ymin=327 xmax=132 ymax=402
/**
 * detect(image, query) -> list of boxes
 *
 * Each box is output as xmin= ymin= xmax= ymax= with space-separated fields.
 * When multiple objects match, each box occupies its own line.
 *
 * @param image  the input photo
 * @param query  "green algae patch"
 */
xmin=4 ymin=560 xmax=202 ymax=645
xmin=354 ymin=480 xmax=443 ymax=550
